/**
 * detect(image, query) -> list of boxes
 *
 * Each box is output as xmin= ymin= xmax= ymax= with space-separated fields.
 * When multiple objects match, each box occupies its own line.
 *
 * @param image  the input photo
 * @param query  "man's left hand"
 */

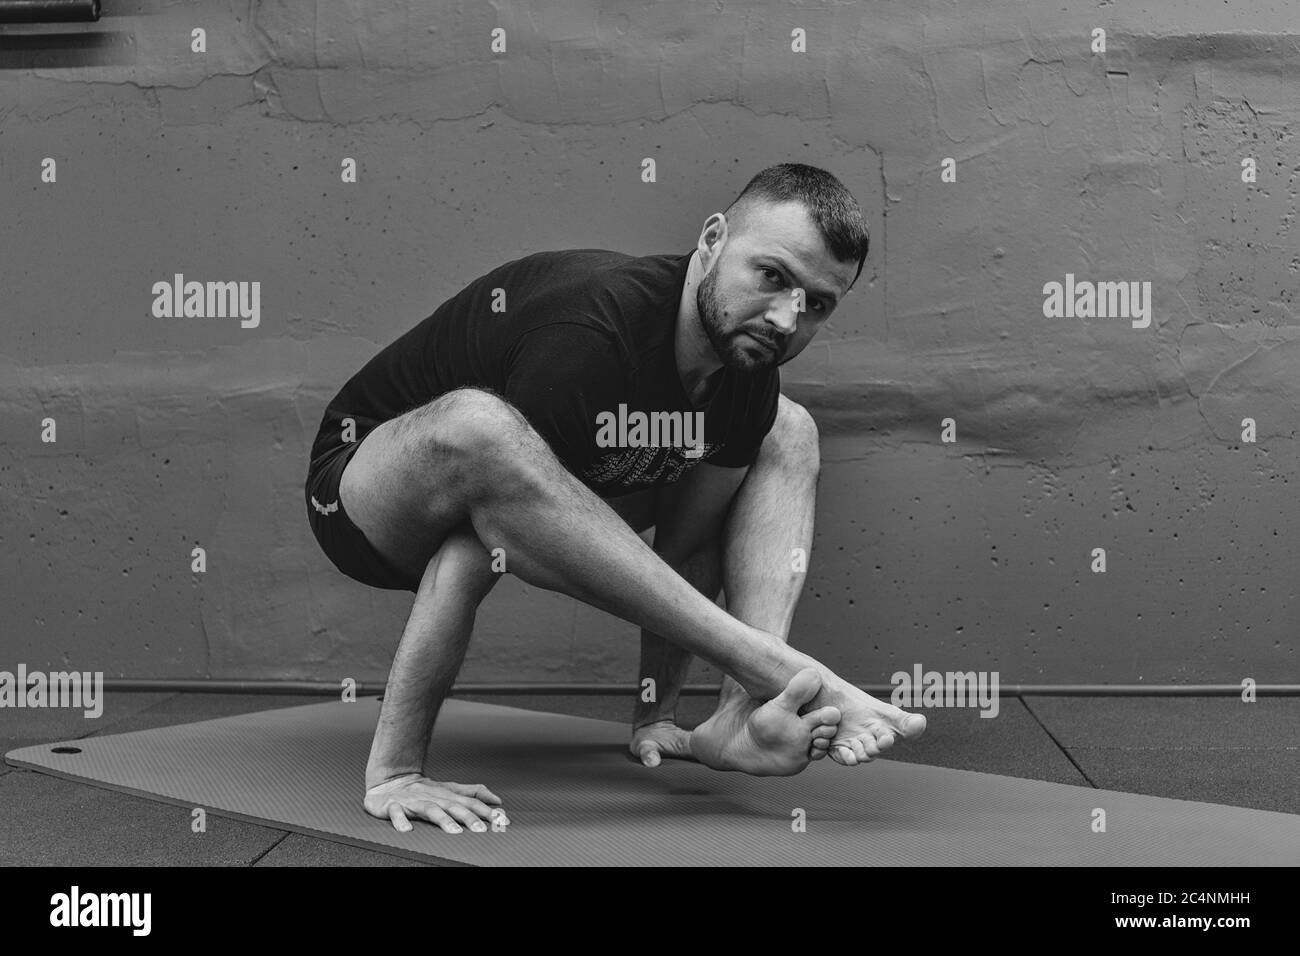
xmin=630 ymin=719 xmax=693 ymax=767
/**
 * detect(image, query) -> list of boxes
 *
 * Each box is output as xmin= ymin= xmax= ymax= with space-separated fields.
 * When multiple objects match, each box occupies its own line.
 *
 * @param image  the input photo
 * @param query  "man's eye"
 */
xmin=764 ymin=268 xmax=824 ymax=312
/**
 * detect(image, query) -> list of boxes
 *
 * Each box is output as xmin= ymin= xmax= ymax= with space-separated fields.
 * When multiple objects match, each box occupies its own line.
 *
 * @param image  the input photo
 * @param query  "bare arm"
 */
xmin=632 ymin=463 xmax=747 ymax=727
xmin=631 ymin=550 xmax=716 ymax=728
xmin=365 ymin=528 xmax=498 ymax=789
xmin=365 ymin=638 xmax=458 ymax=789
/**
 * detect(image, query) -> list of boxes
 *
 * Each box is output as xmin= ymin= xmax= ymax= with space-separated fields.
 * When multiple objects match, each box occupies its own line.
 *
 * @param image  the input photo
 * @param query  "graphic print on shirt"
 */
xmin=581 ymin=441 xmax=723 ymax=490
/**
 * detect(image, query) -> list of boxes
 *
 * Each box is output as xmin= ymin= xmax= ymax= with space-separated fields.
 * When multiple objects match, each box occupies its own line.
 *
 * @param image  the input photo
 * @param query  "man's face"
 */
xmin=696 ymin=202 xmax=857 ymax=371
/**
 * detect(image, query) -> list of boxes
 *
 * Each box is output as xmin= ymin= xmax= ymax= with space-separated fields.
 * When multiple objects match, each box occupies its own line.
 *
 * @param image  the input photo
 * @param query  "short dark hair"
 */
xmin=723 ymin=163 xmax=869 ymax=290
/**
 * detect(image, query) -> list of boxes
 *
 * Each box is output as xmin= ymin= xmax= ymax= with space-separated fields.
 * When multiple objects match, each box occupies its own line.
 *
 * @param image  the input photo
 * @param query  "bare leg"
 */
xmin=685 ymin=424 xmax=842 ymax=773
xmin=715 ymin=413 xmax=819 ymax=703
xmin=632 ymin=398 xmax=925 ymax=771
xmin=629 ymin=538 xmax=724 ymax=765
xmin=446 ymin=392 xmax=827 ymax=699
xmin=709 ymin=406 xmax=925 ymax=765
xmin=455 ymin=392 xmax=925 ymax=764
xmin=350 ymin=388 xmax=911 ymax=786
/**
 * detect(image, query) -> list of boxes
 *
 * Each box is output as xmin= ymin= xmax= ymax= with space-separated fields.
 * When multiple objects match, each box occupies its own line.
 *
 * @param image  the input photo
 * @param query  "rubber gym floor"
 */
xmin=3 ymin=691 xmax=1296 ymax=866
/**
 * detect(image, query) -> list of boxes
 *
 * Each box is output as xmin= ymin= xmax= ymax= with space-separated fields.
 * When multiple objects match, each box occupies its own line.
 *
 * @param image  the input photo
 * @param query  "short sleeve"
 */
xmin=705 ymin=373 xmax=781 ymax=468
xmin=501 ymin=322 xmax=629 ymax=475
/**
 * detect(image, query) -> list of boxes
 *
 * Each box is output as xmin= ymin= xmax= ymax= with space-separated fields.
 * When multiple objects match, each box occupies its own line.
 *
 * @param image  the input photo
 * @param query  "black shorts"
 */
xmin=305 ymin=439 xmax=419 ymax=593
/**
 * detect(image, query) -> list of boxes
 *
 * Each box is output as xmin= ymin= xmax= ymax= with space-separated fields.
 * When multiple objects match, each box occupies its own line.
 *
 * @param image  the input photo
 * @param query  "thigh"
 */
xmin=338 ymin=399 xmax=478 ymax=586
xmin=306 ymin=441 xmax=422 ymax=592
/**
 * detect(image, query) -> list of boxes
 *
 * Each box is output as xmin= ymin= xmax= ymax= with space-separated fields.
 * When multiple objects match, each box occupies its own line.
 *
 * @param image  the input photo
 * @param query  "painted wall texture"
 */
xmin=1 ymin=1 xmax=1296 ymax=688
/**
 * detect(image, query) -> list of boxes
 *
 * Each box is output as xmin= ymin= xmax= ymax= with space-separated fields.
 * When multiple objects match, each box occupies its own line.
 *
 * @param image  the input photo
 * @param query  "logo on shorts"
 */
xmin=311 ymin=496 xmax=339 ymax=516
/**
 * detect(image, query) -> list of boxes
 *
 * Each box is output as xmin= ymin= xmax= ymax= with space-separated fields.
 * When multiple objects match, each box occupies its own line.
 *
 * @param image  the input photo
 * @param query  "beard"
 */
xmin=696 ymin=264 xmax=784 ymax=371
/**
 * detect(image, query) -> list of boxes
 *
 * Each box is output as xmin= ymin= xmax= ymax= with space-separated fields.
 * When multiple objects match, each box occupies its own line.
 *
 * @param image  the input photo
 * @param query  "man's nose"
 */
xmin=765 ymin=295 xmax=801 ymax=334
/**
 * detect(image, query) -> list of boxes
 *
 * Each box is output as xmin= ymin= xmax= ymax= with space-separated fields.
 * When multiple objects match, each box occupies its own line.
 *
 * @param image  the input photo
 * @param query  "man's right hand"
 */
xmin=364 ymin=773 xmax=509 ymax=833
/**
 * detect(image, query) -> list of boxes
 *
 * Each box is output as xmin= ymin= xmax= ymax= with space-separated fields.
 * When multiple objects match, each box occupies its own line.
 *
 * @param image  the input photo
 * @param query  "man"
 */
xmin=305 ymin=163 xmax=926 ymax=835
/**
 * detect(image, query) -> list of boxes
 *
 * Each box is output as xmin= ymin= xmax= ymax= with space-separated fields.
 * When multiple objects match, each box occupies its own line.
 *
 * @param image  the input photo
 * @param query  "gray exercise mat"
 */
xmin=7 ymin=697 xmax=1299 ymax=865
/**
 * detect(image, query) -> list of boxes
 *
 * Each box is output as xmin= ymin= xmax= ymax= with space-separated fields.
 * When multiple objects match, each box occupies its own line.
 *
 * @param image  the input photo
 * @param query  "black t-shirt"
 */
xmin=310 ymin=249 xmax=780 ymax=497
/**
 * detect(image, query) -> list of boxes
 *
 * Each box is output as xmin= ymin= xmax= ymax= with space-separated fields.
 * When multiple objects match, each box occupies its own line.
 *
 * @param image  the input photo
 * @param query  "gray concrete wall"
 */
xmin=1 ymin=1 xmax=1296 ymax=687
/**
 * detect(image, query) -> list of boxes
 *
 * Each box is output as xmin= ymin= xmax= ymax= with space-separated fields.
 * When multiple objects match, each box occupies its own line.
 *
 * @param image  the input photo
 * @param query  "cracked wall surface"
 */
xmin=0 ymin=0 xmax=1296 ymax=684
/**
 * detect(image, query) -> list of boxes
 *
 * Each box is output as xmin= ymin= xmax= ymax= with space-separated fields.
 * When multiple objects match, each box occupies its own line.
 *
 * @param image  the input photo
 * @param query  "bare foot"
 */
xmin=689 ymin=668 xmax=842 ymax=776
xmin=813 ymin=677 xmax=927 ymax=765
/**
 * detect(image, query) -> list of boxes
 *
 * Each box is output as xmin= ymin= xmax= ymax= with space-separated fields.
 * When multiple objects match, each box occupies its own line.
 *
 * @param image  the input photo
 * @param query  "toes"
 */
xmin=808 ymin=739 xmax=830 ymax=760
xmin=811 ymin=724 xmax=839 ymax=741
xmin=803 ymin=706 xmax=841 ymax=728
xmin=892 ymin=711 xmax=927 ymax=738
xmin=835 ymin=736 xmax=874 ymax=763
xmin=873 ymin=730 xmax=896 ymax=753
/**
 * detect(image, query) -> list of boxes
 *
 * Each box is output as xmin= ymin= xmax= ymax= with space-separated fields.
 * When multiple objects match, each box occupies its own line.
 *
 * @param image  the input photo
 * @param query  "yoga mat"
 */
xmin=7 ymin=697 xmax=1299 ymax=866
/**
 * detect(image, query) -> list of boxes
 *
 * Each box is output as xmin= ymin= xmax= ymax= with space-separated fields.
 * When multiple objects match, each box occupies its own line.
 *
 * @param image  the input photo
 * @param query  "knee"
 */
xmin=409 ymin=387 xmax=537 ymax=475
xmin=433 ymin=387 xmax=531 ymax=446
xmin=760 ymin=396 xmax=820 ymax=473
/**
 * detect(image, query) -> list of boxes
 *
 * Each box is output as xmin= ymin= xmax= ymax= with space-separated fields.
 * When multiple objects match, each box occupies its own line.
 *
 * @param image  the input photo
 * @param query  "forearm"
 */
xmin=366 ymin=660 xmax=452 ymax=789
xmin=633 ymin=541 xmax=723 ymax=726
xmin=365 ymin=572 xmax=477 ymax=788
xmin=633 ymin=631 xmax=694 ymax=727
